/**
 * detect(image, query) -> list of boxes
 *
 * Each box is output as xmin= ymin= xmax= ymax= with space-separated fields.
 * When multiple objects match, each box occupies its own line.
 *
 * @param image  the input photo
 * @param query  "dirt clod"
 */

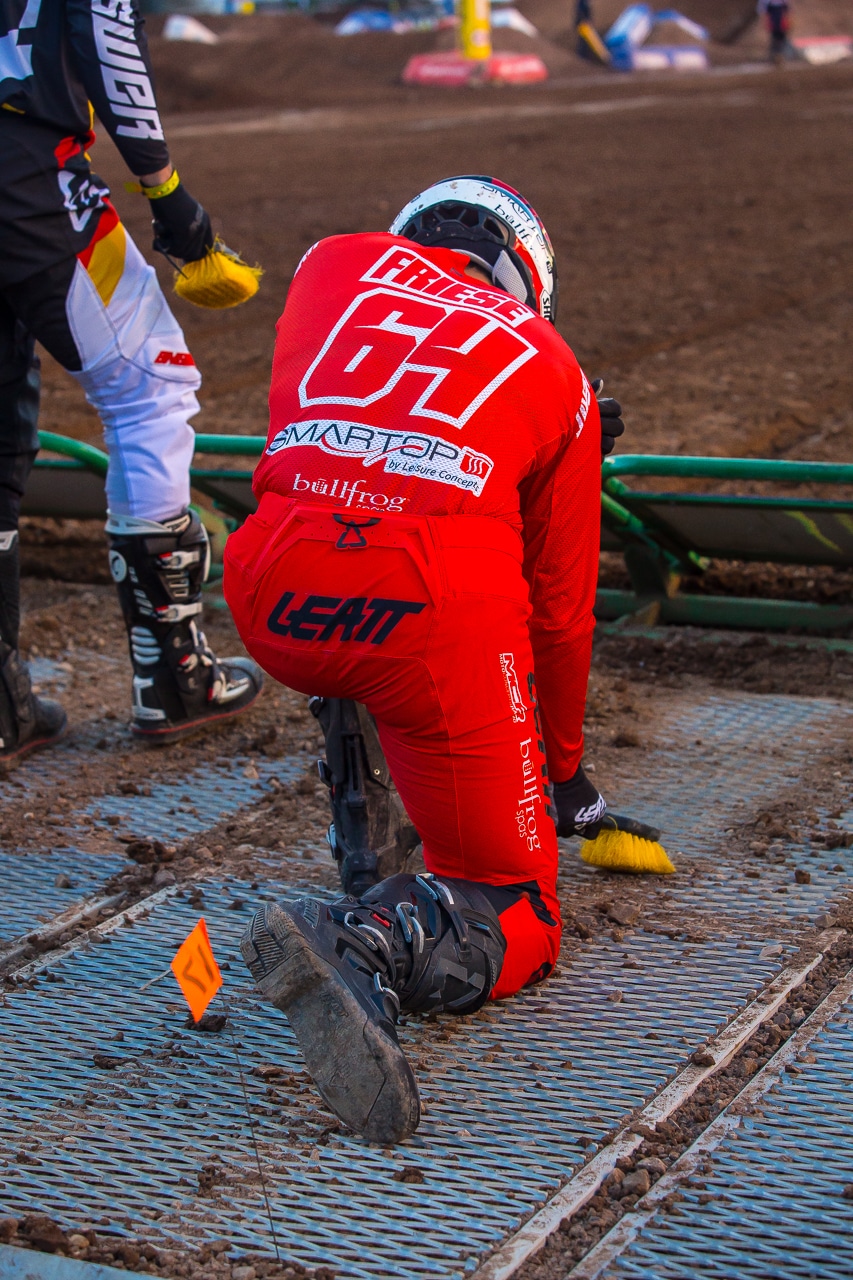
xmin=125 ymin=840 xmax=169 ymax=865
xmin=187 ymin=1013 xmax=229 ymax=1033
xmin=607 ymin=903 xmax=639 ymax=927
xmin=92 ymin=1053 xmax=123 ymax=1070
xmin=19 ymin=1213 xmax=68 ymax=1252
xmin=619 ymin=1169 xmax=652 ymax=1198
xmin=252 ymin=1064 xmax=285 ymax=1080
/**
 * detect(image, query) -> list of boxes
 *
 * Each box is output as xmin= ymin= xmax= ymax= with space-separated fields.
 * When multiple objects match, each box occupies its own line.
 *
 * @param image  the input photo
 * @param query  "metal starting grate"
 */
xmin=600 ymin=995 xmax=853 ymax=1280
xmin=83 ymin=755 xmax=306 ymax=842
xmin=0 ymin=881 xmax=791 ymax=1279
xmin=0 ymin=849 xmax=125 ymax=946
xmin=1 ymin=690 xmax=851 ymax=1279
xmin=0 ymin=753 xmax=311 ymax=954
xmin=559 ymin=693 xmax=853 ymax=929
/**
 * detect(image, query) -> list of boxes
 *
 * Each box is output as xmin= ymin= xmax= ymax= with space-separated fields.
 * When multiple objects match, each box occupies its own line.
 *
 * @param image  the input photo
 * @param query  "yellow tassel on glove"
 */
xmin=581 ymin=814 xmax=675 ymax=875
xmin=174 ymin=240 xmax=262 ymax=310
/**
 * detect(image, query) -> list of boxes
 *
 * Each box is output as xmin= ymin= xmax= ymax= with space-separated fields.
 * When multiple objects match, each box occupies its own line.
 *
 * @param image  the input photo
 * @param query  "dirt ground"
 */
xmin=139 ymin=1 xmax=853 ymax=114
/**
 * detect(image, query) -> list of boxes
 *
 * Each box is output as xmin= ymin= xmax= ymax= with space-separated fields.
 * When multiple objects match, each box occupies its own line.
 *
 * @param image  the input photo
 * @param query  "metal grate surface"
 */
xmin=0 ymin=882 xmax=790 ymax=1280
xmin=0 ymin=753 xmax=311 ymax=951
xmin=559 ymin=693 xmax=853 ymax=928
xmin=602 ymin=997 xmax=853 ymax=1280
xmin=0 ymin=849 xmax=125 ymax=945
xmin=83 ymin=755 xmax=306 ymax=842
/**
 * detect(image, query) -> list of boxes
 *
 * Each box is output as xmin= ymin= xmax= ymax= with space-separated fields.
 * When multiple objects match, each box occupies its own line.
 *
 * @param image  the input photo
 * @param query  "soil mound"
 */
xmin=146 ymin=9 xmax=575 ymax=114
xmin=144 ymin=1 xmax=853 ymax=115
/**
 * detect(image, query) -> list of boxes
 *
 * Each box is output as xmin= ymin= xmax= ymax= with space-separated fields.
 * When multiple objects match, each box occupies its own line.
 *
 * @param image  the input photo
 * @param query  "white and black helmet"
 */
xmin=389 ymin=175 xmax=558 ymax=323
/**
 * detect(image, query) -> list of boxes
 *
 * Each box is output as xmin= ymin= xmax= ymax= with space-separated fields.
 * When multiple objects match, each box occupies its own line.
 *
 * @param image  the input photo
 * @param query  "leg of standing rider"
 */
xmin=2 ymin=227 xmax=263 ymax=742
xmin=0 ymin=295 xmax=66 ymax=766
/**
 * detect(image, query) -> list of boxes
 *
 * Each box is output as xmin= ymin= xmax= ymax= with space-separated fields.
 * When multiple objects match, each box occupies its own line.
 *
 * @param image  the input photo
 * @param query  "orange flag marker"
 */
xmin=171 ymin=918 xmax=222 ymax=1023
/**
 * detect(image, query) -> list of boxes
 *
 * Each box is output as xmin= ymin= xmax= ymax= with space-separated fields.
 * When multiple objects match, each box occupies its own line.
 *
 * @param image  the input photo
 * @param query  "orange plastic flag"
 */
xmin=171 ymin=918 xmax=222 ymax=1023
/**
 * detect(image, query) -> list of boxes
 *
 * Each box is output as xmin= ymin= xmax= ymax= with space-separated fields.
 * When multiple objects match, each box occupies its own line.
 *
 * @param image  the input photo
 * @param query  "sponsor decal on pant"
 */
xmin=292 ymin=472 xmax=407 ymax=511
xmin=154 ymin=350 xmax=196 ymax=366
xmin=527 ymin=670 xmax=554 ymax=822
xmin=499 ymin=652 xmax=527 ymax=724
xmin=266 ymin=419 xmax=494 ymax=497
xmin=267 ymin=592 xmax=426 ymax=644
xmin=516 ymin=737 xmax=543 ymax=852
xmin=513 ymin=670 xmax=553 ymax=848
xmin=54 ymin=136 xmax=110 ymax=234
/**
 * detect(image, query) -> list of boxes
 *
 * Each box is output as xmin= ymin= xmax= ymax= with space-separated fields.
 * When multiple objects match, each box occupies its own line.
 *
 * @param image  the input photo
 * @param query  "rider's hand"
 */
xmin=145 ymin=174 xmax=214 ymax=264
xmin=592 ymin=378 xmax=625 ymax=457
xmin=553 ymin=763 xmax=607 ymax=838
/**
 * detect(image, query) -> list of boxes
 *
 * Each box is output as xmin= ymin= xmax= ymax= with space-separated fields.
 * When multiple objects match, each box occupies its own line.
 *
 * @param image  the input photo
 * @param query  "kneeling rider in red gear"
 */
xmin=226 ymin=177 xmax=617 ymax=1143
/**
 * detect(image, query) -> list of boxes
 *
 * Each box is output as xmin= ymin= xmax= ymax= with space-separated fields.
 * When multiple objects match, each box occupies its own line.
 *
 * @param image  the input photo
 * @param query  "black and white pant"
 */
xmin=0 ymin=119 xmax=200 ymax=533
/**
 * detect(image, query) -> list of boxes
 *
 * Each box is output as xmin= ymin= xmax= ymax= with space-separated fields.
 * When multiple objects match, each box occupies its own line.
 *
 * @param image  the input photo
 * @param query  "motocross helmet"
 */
xmin=389 ymin=175 xmax=558 ymax=323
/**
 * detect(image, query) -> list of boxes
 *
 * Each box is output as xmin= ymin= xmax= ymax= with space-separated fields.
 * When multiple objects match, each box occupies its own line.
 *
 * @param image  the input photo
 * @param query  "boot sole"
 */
xmin=242 ymin=905 xmax=420 ymax=1145
xmin=131 ymin=683 xmax=263 ymax=745
xmin=0 ymin=722 xmax=68 ymax=772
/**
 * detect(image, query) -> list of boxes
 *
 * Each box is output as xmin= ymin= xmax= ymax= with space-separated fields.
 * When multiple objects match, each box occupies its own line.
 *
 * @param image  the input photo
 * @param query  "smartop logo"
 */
xmin=266 ymin=419 xmax=495 ymax=497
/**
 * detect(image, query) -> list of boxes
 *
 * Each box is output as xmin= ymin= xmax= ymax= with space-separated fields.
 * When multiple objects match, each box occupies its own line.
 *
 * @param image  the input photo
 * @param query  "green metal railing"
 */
xmin=37 ymin=431 xmax=109 ymax=474
xmin=31 ymin=435 xmax=853 ymax=632
xmin=602 ymin=455 xmax=853 ymax=485
xmin=192 ymin=434 xmax=266 ymax=456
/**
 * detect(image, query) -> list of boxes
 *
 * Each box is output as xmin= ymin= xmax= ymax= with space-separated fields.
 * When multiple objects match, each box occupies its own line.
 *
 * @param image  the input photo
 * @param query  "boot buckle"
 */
xmin=415 ymin=873 xmax=471 ymax=956
xmin=373 ymin=971 xmax=400 ymax=1015
xmin=395 ymin=902 xmax=425 ymax=955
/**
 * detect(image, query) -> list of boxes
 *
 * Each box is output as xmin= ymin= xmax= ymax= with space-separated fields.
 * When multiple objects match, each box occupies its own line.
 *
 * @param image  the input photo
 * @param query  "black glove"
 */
xmin=148 ymin=178 xmax=213 ymax=264
xmin=592 ymin=378 xmax=625 ymax=457
xmin=553 ymin=763 xmax=607 ymax=838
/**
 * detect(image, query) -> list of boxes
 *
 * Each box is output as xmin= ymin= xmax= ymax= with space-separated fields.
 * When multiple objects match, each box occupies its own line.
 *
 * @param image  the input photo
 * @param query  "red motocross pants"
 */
xmin=224 ymin=495 xmax=561 ymax=1000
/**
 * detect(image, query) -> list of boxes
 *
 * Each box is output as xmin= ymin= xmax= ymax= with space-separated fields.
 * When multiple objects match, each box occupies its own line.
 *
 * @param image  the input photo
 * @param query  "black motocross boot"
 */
xmin=106 ymin=510 xmax=263 ymax=742
xmin=310 ymin=696 xmax=423 ymax=896
xmin=0 ymin=516 xmax=66 ymax=769
xmin=241 ymin=871 xmax=507 ymax=1144
xmin=0 ymin=638 xmax=67 ymax=769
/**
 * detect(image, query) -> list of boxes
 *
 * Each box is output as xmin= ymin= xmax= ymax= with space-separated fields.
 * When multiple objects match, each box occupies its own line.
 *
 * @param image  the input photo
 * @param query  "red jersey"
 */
xmin=255 ymin=232 xmax=601 ymax=780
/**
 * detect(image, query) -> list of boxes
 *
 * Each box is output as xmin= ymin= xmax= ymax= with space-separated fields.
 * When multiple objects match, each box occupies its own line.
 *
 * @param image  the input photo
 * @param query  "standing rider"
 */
xmin=0 ymin=0 xmax=263 ymax=765
xmin=227 ymin=177 xmax=613 ymax=1143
